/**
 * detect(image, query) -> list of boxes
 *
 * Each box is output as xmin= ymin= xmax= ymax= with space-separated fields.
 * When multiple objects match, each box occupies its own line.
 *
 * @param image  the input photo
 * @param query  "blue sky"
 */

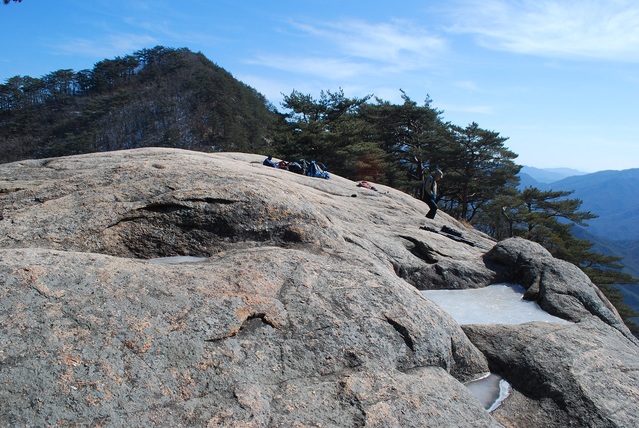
xmin=2 ymin=0 xmax=638 ymax=172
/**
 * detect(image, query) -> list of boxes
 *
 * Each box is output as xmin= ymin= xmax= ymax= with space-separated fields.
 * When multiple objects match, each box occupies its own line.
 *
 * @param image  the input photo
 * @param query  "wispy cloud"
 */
xmin=291 ymin=19 xmax=447 ymax=68
xmin=454 ymin=80 xmax=483 ymax=92
xmin=248 ymin=55 xmax=368 ymax=81
xmin=46 ymin=1 xmax=211 ymax=62
xmin=50 ymin=33 xmax=158 ymax=60
xmin=447 ymin=0 xmax=639 ymax=62
xmin=249 ymin=18 xmax=448 ymax=81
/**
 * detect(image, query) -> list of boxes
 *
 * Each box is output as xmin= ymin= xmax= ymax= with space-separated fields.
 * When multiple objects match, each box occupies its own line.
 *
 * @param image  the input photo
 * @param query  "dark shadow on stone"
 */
xmin=139 ymin=202 xmax=192 ymax=213
xmin=239 ymin=313 xmax=275 ymax=334
xmin=399 ymin=235 xmax=438 ymax=264
xmin=337 ymin=379 xmax=367 ymax=428
xmin=185 ymin=197 xmax=238 ymax=205
xmin=385 ymin=316 xmax=415 ymax=352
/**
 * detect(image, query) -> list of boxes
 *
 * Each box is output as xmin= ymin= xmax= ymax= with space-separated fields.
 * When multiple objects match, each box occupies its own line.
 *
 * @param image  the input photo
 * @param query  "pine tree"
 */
xmin=360 ymin=91 xmax=450 ymax=196
xmin=277 ymin=89 xmax=374 ymax=179
xmin=443 ymin=122 xmax=520 ymax=221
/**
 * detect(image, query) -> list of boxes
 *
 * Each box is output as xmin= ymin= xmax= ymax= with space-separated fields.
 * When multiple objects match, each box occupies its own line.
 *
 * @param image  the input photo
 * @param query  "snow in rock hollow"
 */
xmin=421 ymin=283 xmax=570 ymax=325
xmin=422 ymin=283 xmax=569 ymax=412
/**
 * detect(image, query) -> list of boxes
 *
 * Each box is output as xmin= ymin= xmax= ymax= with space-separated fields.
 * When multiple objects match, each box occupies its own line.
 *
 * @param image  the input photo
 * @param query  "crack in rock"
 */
xmin=385 ymin=316 xmax=415 ymax=352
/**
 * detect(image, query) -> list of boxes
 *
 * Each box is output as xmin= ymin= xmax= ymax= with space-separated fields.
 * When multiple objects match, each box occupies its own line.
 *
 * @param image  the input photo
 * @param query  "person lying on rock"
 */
xmin=263 ymin=156 xmax=278 ymax=167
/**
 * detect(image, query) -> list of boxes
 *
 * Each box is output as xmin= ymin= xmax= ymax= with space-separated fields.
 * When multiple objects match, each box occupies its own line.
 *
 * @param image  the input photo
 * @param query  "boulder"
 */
xmin=464 ymin=319 xmax=639 ymax=427
xmin=0 ymin=247 xmax=494 ymax=427
xmin=485 ymin=238 xmax=637 ymax=343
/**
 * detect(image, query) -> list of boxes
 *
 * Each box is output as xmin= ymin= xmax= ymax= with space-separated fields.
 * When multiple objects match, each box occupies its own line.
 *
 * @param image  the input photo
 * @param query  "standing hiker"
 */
xmin=424 ymin=169 xmax=443 ymax=219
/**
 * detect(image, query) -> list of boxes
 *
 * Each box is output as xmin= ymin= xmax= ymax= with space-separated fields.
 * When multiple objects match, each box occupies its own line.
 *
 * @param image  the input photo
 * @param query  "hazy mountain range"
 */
xmin=519 ymin=166 xmax=589 ymax=184
xmin=520 ymin=166 xmax=639 ymax=242
xmin=519 ymin=166 xmax=639 ymax=321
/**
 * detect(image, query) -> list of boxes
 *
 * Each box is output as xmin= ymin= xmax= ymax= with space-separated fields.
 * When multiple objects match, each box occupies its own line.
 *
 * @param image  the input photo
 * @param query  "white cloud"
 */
xmin=251 ymin=18 xmax=448 ymax=77
xmin=291 ymin=19 xmax=447 ymax=67
xmin=447 ymin=0 xmax=639 ymax=62
xmin=51 ymin=34 xmax=158 ymax=60
xmin=248 ymin=54 xmax=369 ymax=80
xmin=246 ymin=18 xmax=449 ymax=96
xmin=454 ymin=80 xmax=483 ymax=92
xmin=234 ymin=73 xmax=294 ymax=106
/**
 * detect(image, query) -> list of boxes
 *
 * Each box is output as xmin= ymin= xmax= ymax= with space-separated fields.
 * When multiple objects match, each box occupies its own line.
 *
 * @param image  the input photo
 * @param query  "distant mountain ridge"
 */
xmin=548 ymin=169 xmax=639 ymax=241
xmin=519 ymin=166 xmax=639 ymax=239
xmin=520 ymin=166 xmax=589 ymax=184
xmin=518 ymin=166 xmax=639 ymax=278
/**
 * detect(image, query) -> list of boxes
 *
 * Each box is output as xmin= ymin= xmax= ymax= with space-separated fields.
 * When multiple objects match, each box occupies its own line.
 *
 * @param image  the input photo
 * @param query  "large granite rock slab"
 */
xmin=0 ymin=148 xmax=637 ymax=427
xmin=0 ymin=247 xmax=493 ymax=427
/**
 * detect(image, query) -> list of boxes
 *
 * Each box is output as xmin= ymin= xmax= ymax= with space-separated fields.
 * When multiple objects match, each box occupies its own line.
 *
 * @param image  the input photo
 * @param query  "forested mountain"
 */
xmin=519 ymin=167 xmax=639 ymax=276
xmin=0 ymin=46 xmax=278 ymax=163
xmin=573 ymin=227 xmax=639 ymax=277
xmin=554 ymin=170 xmax=639 ymax=280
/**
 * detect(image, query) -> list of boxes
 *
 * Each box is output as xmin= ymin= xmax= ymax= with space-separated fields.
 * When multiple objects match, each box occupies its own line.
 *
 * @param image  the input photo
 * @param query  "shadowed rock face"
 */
xmin=0 ymin=148 xmax=637 ymax=427
xmin=465 ymin=320 xmax=639 ymax=428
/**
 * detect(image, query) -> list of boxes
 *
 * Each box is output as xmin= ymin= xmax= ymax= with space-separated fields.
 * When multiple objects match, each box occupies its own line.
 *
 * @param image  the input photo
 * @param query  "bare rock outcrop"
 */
xmin=0 ymin=148 xmax=637 ymax=427
xmin=1 ymin=247 xmax=494 ymax=427
xmin=485 ymin=237 xmax=637 ymax=343
xmin=465 ymin=319 xmax=639 ymax=428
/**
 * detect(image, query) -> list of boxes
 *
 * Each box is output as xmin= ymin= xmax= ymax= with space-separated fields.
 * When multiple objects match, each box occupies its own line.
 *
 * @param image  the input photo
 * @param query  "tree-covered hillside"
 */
xmin=0 ymin=46 xmax=278 ymax=163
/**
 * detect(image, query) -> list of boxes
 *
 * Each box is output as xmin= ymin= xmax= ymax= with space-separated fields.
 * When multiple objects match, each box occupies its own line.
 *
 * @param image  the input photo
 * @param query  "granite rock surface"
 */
xmin=0 ymin=148 xmax=636 ymax=427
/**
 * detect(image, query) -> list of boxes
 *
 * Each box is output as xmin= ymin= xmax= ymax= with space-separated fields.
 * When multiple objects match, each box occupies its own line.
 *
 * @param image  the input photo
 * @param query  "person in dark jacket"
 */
xmin=424 ymin=169 xmax=443 ymax=219
xmin=263 ymin=156 xmax=277 ymax=167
